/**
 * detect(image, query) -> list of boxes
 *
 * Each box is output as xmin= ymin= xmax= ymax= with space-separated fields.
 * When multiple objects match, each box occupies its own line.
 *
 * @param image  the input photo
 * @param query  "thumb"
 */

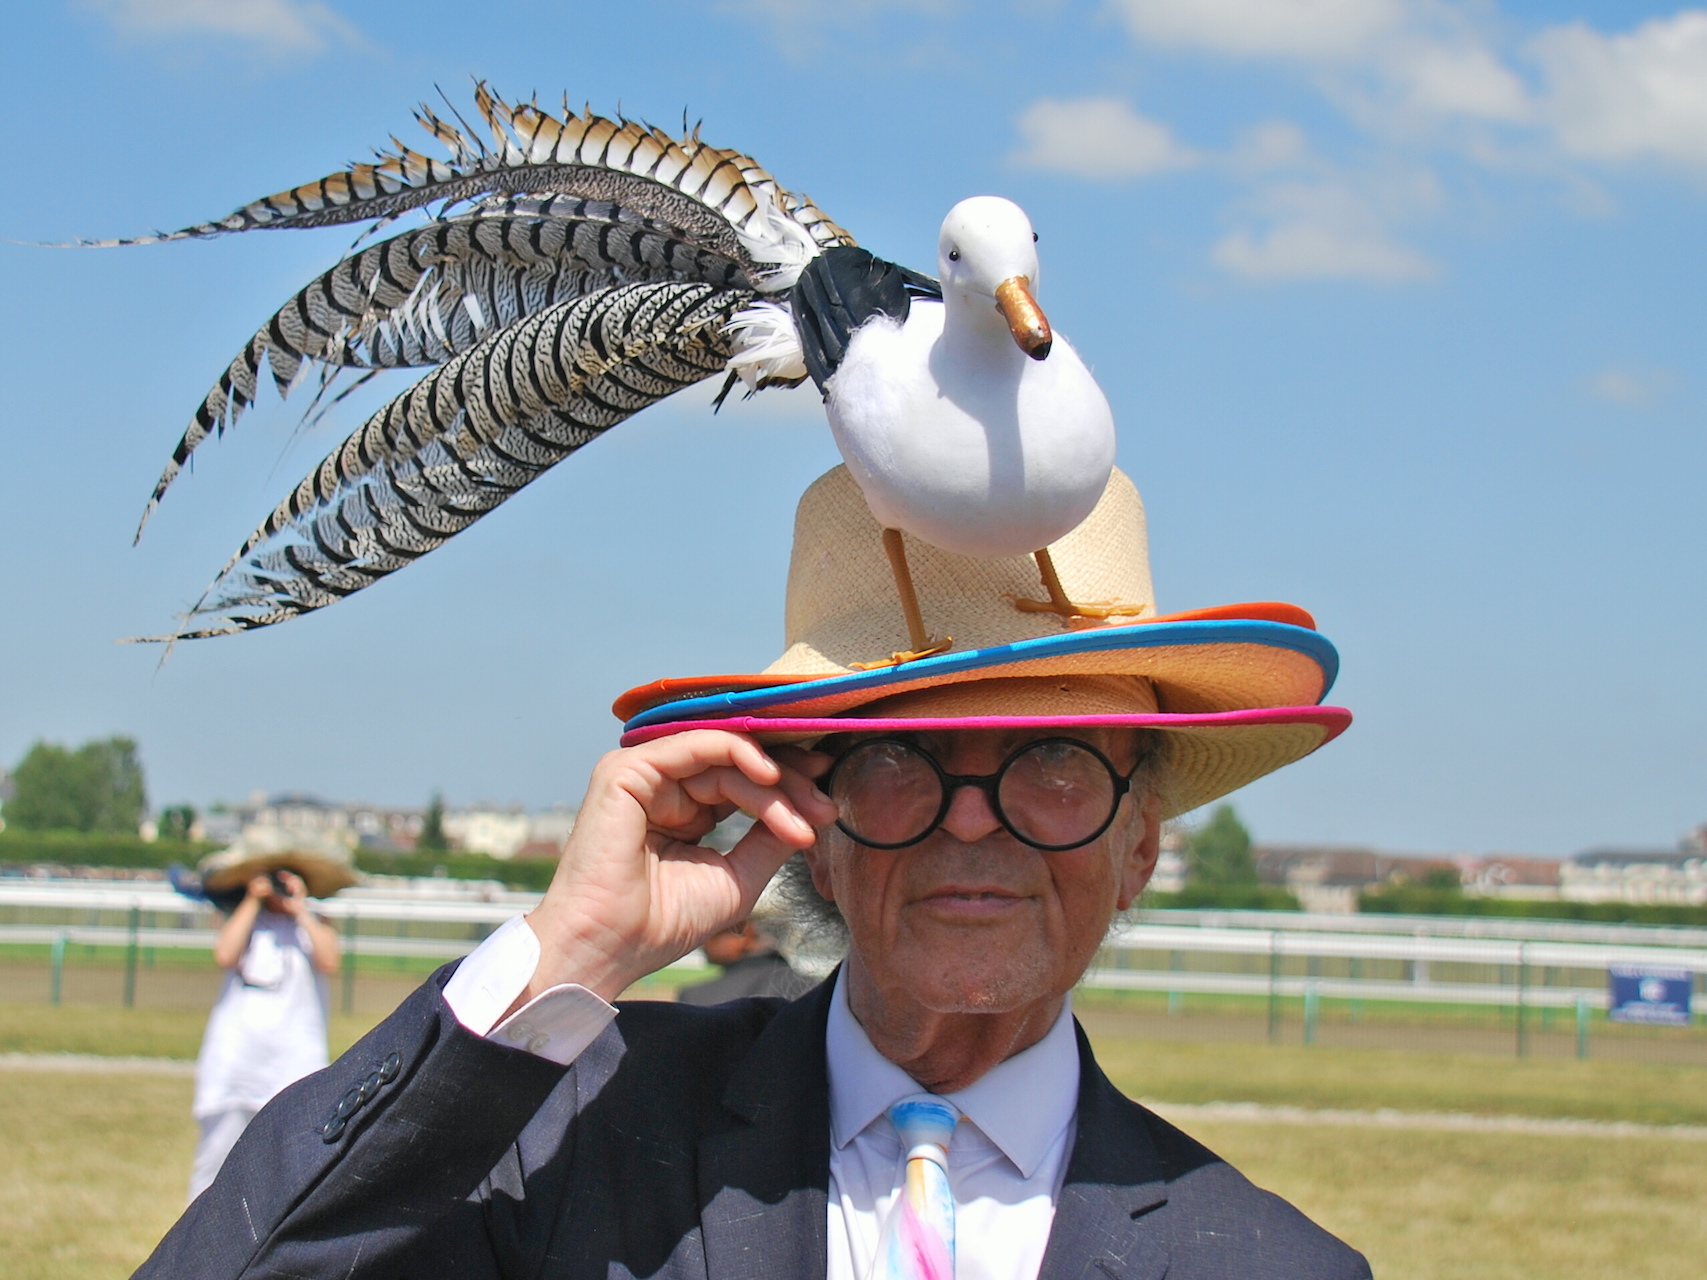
xmin=720 ymin=824 xmax=803 ymax=919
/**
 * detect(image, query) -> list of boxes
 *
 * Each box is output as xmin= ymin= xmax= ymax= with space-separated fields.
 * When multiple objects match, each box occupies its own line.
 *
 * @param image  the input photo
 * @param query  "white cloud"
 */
xmin=1114 ymin=0 xmax=1406 ymax=62
xmin=1010 ymin=6 xmax=1707 ymax=285
xmin=1384 ymin=35 xmax=1533 ymax=123
xmin=1212 ymin=179 xmax=1436 ymax=281
xmin=1011 ymin=97 xmax=1197 ymax=179
xmin=1213 ymin=221 xmax=1433 ymax=280
xmin=1587 ymin=367 xmax=1677 ymax=405
xmin=84 ymin=0 xmax=359 ymax=52
xmin=1532 ymin=12 xmax=1707 ymax=168
xmin=1231 ymin=120 xmax=1312 ymax=173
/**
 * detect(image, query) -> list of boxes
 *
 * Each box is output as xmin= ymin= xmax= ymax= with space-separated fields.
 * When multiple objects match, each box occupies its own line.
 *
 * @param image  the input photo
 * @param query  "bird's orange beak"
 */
xmin=994 ymin=276 xmax=1052 ymax=360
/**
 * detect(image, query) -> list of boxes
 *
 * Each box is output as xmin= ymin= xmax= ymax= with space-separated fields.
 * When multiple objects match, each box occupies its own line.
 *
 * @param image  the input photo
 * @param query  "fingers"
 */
xmin=619 ymin=731 xmax=833 ymax=847
xmin=775 ymin=758 xmax=838 ymax=828
xmin=772 ymin=744 xmax=833 ymax=782
xmin=677 ymin=767 xmax=816 ymax=846
xmin=642 ymin=730 xmax=783 ymax=789
xmin=719 ymin=820 xmax=805 ymax=912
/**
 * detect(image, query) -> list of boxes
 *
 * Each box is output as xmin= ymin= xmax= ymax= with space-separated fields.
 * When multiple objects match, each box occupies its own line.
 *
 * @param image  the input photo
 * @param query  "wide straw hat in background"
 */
xmin=198 ymin=827 xmax=360 ymax=900
xmin=616 ymin=464 xmax=1351 ymax=819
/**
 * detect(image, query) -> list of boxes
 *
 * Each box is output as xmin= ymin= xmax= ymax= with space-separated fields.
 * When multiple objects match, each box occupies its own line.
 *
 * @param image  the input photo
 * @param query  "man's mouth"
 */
xmin=914 ymin=887 xmax=1028 ymax=917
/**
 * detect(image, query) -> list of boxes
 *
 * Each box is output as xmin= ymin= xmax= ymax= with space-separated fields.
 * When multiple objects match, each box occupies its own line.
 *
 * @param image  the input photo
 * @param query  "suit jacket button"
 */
xmin=379 ymin=1052 xmax=402 ymax=1082
xmin=335 ymin=1089 xmax=363 ymax=1119
xmin=358 ymin=1070 xmax=383 ymax=1101
xmin=321 ymin=1115 xmax=347 ymax=1143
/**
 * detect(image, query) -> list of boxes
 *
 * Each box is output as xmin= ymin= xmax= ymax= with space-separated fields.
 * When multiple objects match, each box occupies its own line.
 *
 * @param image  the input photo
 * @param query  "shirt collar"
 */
xmin=824 ymin=968 xmax=1080 ymax=1180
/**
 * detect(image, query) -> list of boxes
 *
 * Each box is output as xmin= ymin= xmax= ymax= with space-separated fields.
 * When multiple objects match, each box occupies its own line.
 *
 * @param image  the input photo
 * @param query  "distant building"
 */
xmin=1458 ymin=855 xmax=1561 ymax=900
xmin=512 ymin=806 xmax=577 ymax=862
xmin=1253 ymin=845 xmax=1458 ymax=913
xmin=193 ymin=793 xmax=423 ymax=852
xmin=190 ymin=792 xmax=576 ymax=860
xmin=1562 ymin=847 xmax=1707 ymax=905
xmin=1249 ymin=845 xmax=1561 ymax=913
xmin=443 ymin=806 xmax=531 ymax=859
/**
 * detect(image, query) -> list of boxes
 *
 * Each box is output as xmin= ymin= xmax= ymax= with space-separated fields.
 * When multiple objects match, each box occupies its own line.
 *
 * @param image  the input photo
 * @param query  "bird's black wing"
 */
xmin=790 ymin=247 xmax=942 ymax=394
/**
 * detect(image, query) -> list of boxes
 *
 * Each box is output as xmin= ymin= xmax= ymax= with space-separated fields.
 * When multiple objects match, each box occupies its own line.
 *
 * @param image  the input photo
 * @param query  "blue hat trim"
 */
xmin=623 ymin=618 xmax=1338 ymax=732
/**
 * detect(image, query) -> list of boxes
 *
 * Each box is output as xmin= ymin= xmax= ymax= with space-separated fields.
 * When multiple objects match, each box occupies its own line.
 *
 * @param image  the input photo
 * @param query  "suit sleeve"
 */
xmin=134 ymin=964 xmax=575 ymax=1280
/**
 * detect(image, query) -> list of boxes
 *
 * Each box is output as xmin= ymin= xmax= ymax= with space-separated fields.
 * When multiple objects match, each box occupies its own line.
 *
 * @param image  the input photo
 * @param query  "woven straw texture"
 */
xmin=1157 ymin=720 xmax=1334 ymax=818
xmin=769 ymin=465 xmax=1154 ymax=674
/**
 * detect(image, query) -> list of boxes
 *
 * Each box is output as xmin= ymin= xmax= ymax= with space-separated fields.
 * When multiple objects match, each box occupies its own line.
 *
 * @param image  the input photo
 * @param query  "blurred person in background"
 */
xmin=676 ymin=918 xmax=815 ymax=1005
xmin=185 ymin=838 xmax=355 ymax=1201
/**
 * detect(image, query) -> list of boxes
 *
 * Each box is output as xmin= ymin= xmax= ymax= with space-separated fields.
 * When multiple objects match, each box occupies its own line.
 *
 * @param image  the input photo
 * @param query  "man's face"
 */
xmin=803 ymin=728 xmax=1161 ymax=1017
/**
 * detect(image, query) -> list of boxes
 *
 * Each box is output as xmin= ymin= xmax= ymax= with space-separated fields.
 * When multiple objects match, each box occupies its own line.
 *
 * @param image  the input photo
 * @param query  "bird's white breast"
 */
xmin=825 ymin=302 xmax=1116 ymax=558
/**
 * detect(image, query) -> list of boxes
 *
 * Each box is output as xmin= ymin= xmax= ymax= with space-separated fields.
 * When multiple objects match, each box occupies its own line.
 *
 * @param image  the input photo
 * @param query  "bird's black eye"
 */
xmin=948 ymin=248 xmax=960 ymax=261
xmin=1032 ymin=232 xmax=1039 ymax=242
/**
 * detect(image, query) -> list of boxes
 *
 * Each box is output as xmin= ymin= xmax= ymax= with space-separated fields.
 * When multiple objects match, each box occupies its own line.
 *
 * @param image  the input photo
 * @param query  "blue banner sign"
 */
xmin=1607 ymin=965 xmax=1693 ymax=1026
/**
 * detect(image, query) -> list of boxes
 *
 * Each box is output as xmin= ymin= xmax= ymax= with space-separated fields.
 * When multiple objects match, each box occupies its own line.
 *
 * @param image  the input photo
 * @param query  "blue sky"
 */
xmin=0 ymin=0 xmax=1701 ymax=856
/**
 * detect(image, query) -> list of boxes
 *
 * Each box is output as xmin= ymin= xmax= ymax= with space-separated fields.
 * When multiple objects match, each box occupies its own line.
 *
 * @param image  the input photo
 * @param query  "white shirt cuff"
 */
xmin=442 ymin=914 xmax=617 ymax=1067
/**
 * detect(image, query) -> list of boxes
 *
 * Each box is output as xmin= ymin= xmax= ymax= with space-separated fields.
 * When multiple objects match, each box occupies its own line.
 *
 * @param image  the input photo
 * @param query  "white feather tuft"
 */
xmin=725 ymin=301 xmax=807 ymax=389
xmin=735 ymin=188 xmax=820 ymax=293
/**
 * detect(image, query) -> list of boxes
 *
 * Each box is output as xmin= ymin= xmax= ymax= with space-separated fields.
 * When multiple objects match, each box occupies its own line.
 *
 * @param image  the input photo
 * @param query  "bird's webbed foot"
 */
xmin=1006 ymin=596 xmax=1150 ymax=627
xmin=849 ymin=638 xmax=955 ymax=670
xmin=1010 ymin=548 xmax=1150 ymax=627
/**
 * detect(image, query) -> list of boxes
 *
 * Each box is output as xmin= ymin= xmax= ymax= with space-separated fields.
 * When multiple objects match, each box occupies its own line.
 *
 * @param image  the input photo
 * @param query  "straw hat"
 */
xmin=198 ymin=827 xmax=359 ymax=900
xmin=615 ymin=465 xmax=1350 ymax=818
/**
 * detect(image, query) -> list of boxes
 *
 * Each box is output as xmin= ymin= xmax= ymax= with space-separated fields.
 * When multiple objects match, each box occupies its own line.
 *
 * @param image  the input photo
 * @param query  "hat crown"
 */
xmin=767 ymin=465 xmax=1153 ymax=675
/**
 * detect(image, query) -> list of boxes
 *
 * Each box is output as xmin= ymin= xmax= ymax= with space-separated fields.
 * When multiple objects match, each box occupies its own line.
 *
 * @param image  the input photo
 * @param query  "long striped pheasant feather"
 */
xmin=136 ymin=196 xmax=751 ymax=539
xmin=164 ymin=281 xmax=749 ymax=638
xmin=109 ymin=88 xmax=861 ymax=640
xmin=100 ymin=85 xmax=852 ymax=268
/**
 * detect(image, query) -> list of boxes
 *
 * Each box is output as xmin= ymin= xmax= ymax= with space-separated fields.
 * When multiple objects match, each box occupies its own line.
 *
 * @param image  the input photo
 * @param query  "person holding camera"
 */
xmin=188 ymin=864 xmax=343 ymax=1200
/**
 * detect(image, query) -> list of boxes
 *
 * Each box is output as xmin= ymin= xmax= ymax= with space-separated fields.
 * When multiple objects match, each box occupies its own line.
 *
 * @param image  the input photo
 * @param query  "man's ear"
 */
xmin=802 ymin=840 xmax=837 ymax=903
xmin=1115 ymin=795 xmax=1162 ymax=911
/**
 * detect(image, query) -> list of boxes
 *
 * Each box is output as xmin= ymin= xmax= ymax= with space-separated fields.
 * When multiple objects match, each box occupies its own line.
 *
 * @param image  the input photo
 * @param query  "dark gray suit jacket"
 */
xmin=137 ymin=966 xmax=1370 ymax=1279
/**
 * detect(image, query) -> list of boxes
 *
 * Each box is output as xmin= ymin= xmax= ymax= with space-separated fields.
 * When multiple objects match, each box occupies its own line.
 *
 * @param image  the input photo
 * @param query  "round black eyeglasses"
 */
xmin=824 ymin=737 xmax=1137 ymax=852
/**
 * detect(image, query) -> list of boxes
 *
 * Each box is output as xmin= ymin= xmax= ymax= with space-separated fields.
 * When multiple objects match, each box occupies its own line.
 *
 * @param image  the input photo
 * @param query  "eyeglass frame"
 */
xmin=822 ymin=735 xmax=1140 ymax=853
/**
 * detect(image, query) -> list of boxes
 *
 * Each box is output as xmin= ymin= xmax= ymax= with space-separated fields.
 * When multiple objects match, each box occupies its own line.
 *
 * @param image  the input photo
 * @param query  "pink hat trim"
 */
xmin=620 ymin=705 xmax=1352 ymax=746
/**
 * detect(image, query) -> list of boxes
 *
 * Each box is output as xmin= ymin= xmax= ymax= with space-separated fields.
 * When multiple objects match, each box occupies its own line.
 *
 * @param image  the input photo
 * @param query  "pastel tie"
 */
xmin=878 ymin=1094 xmax=960 ymax=1280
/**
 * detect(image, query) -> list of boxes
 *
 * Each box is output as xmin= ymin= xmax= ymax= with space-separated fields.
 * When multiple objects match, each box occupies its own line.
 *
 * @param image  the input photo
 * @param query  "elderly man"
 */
xmin=136 ymin=466 xmax=1364 ymax=1279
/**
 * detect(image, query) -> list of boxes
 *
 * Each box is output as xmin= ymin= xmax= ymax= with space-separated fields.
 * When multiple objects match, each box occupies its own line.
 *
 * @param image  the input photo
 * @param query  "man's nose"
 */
xmin=938 ymin=780 xmax=1004 ymax=842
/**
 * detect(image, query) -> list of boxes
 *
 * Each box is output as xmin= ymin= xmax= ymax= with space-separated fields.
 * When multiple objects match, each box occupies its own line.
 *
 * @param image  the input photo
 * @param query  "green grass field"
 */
xmin=3 ymin=996 xmax=1704 ymax=1279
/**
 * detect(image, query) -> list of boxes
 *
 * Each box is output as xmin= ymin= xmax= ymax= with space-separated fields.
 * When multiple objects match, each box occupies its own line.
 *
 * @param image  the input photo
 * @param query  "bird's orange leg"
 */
xmin=850 ymin=530 xmax=952 ymax=669
xmin=1009 ymin=548 xmax=1150 ymax=626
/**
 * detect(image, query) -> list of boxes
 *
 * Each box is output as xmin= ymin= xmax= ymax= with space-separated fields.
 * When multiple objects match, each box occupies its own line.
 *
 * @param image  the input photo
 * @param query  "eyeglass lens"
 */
xmin=829 ymin=739 xmax=1122 ymax=850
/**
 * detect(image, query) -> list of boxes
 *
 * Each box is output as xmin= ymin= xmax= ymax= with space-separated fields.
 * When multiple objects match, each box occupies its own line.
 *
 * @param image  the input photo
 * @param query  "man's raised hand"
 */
xmin=519 ymin=731 xmax=836 ymax=1005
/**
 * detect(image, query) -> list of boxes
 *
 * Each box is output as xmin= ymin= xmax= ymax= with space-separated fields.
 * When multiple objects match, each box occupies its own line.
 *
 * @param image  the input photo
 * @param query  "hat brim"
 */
xmin=619 ymin=612 xmax=1338 ymax=732
xmin=199 ymin=850 xmax=359 ymax=900
xmin=620 ymin=706 xmax=1350 ymax=820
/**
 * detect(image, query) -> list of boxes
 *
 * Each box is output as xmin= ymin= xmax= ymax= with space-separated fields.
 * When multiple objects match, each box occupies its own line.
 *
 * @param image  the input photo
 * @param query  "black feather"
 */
xmin=790 ymin=247 xmax=941 ymax=394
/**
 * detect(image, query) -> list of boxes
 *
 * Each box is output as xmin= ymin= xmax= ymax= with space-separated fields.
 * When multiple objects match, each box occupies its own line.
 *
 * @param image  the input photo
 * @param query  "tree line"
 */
xmin=3 ymin=736 xmax=151 ymax=834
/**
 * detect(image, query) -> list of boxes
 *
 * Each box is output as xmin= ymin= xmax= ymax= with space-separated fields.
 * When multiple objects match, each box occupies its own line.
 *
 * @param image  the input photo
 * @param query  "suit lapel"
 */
xmin=1036 ymin=1021 xmax=1172 ymax=1280
xmin=697 ymin=981 xmax=835 ymax=1280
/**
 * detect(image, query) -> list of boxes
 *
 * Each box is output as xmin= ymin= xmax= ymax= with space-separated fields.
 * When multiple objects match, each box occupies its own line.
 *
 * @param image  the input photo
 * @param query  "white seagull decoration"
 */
xmin=794 ymin=195 xmax=1134 ymax=657
xmin=103 ymin=88 xmax=1138 ymax=652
